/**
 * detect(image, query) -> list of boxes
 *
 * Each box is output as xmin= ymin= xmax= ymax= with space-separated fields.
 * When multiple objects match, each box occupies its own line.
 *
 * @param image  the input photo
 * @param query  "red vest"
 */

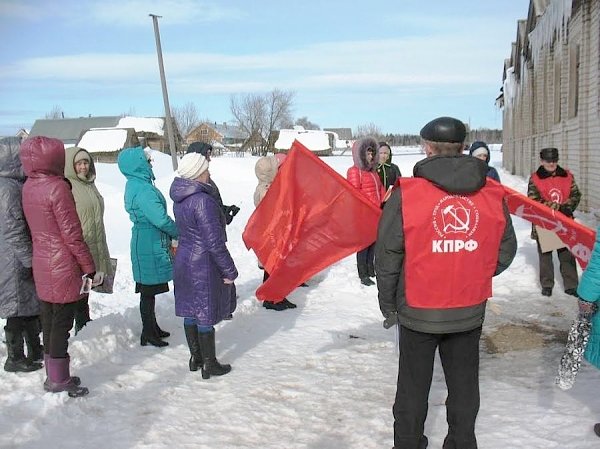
xmin=531 ymin=171 xmax=573 ymax=204
xmin=399 ymin=178 xmax=506 ymax=309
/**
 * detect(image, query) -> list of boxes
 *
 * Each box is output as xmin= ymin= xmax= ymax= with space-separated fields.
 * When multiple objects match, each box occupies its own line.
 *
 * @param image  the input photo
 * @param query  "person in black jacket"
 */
xmin=186 ymin=142 xmax=240 ymax=225
xmin=375 ymin=117 xmax=517 ymax=449
xmin=376 ymin=142 xmax=401 ymax=190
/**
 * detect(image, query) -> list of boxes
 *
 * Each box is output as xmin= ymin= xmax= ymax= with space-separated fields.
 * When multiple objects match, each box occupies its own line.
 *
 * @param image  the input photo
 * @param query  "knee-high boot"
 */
xmin=183 ymin=324 xmax=202 ymax=371
xmin=140 ymin=295 xmax=168 ymax=347
xmin=22 ymin=316 xmax=43 ymax=363
xmin=198 ymin=329 xmax=231 ymax=379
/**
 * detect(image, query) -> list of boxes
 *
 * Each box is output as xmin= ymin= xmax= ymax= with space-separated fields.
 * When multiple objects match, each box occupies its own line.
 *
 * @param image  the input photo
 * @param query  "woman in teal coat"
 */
xmin=118 ymin=147 xmax=178 ymax=347
xmin=577 ymin=223 xmax=600 ymax=437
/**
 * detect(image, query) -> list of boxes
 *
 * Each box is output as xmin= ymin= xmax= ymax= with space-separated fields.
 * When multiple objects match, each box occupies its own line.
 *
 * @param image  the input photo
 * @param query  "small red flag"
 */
xmin=242 ymin=140 xmax=382 ymax=301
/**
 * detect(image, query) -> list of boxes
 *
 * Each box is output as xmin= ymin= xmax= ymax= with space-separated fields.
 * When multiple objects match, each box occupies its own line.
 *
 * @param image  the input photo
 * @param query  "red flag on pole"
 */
xmin=501 ymin=184 xmax=595 ymax=269
xmin=242 ymin=140 xmax=382 ymax=301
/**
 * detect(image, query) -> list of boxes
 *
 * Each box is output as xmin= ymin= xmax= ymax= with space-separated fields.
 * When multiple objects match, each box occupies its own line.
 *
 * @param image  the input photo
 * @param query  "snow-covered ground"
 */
xmin=1 ymin=147 xmax=599 ymax=449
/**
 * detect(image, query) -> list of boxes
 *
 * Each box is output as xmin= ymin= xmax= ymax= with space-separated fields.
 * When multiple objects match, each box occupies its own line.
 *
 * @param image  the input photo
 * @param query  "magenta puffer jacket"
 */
xmin=20 ymin=136 xmax=95 ymax=303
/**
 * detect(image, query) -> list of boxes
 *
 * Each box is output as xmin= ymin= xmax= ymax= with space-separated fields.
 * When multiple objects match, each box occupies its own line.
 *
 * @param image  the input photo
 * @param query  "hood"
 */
xmin=20 ymin=136 xmax=65 ymax=178
xmin=352 ymin=137 xmax=379 ymax=171
xmin=468 ymin=141 xmax=490 ymax=164
xmin=65 ymin=146 xmax=97 ymax=183
xmin=0 ymin=137 xmax=25 ymax=181
xmin=413 ymin=155 xmax=488 ymax=194
xmin=255 ymin=156 xmax=278 ymax=183
xmin=170 ymin=176 xmax=212 ymax=204
xmin=117 ymin=146 xmax=154 ymax=182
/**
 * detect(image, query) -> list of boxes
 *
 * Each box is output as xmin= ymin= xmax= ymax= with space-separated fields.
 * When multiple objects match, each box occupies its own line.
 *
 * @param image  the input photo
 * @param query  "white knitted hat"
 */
xmin=471 ymin=147 xmax=488 ymax=159
xmin=177 ymin=152 xmax=209 ymax=179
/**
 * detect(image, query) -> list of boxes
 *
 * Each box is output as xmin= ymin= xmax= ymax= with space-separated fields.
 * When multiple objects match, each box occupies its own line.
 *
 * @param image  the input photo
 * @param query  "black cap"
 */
xmin=187 ymin=141 xmax=213 ymax=157
xmin=540 ymin=147 xmax=559 ymax=162
xmin=420 ymin=117 xmax=466 ymax=143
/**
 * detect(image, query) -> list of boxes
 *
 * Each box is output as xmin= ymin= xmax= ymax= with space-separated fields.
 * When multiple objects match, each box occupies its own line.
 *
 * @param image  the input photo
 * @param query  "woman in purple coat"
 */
xmin=169 ymin=153 xmax=238 ymax=379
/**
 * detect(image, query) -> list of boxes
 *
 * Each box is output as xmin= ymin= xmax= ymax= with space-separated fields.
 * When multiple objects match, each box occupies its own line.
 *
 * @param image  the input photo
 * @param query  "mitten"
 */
xmin=383 ymin=311 xmax=399 ymax=329
xmin=578 ymin=299 xmax=597 ymax=319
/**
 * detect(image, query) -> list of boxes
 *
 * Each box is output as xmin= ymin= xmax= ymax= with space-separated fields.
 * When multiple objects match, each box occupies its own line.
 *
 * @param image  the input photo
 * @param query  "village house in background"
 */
xmin=185 ymin=122 xmax=249 ymax=154
xmin=28 ymin=116 xmax=182 ymax=161
xmin=500 ymin=0 xmax=600 ymax=211
xmin=272 ymin=127 xmax=353 ymax=156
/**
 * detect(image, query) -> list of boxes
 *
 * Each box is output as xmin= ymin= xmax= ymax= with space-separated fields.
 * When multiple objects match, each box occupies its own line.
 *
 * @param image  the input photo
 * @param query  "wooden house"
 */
xmin=186 ymin=122 xmax=248 ymax=153
xmin=500 ymin=0 xmax=600 ymax=211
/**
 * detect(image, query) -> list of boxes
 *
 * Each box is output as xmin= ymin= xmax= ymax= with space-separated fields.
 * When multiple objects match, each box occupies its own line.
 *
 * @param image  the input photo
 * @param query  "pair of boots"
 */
xmin=43 ymin=354 xmax=88 ymax=398
xmin=140 ymin=295 xmax=170 ymax=347
xmin=183 ymin=325 xmax=231 ymax=379
xmin=4 ymin=318 xmax=43 ymax=373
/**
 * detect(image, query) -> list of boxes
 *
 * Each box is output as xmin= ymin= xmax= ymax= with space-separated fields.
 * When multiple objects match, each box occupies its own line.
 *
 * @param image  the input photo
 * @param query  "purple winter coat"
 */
xmin=170 ymin=177 xmax=238 ymax=325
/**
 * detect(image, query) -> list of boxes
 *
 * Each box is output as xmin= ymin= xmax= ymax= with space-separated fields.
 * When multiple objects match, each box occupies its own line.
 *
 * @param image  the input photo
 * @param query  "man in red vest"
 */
xmin=375 ymin=117 xmax=517 ymax=449
xmin=527 ymin=147 xmax=581 ymax=297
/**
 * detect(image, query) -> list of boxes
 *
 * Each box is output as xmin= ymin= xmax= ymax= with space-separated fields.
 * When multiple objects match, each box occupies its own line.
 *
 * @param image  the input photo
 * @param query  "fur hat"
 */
xmin=73 ymin=150 xmax=91 ymax=164
xmin=540 ymin=147 xmax=559 ymax=162
xmin=177 ymin=152 xmax=209 ymax=180
xmin=420 ymin=117 xmax=466 ymax=143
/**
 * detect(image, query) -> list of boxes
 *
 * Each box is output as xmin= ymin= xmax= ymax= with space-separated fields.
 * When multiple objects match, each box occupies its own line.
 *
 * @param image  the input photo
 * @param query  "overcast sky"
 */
xmin=0 ymin=0 xmax=530 ymax=136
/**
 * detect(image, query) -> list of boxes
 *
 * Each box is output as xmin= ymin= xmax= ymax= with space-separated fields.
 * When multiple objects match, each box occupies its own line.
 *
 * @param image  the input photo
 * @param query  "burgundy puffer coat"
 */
xmin=346 ymin=137 xmax=385 ymax=206
xmin=20 ymin=136 xmax=95 ymax=303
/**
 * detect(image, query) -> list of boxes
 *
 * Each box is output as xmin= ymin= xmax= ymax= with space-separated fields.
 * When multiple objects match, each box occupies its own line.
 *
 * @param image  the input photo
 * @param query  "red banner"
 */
xmin=243 ymin=155 xmax=596 ymax=301
xmin=242 ymin=140 xmax=382 ymax=301
xmin=502 ymin=184 xmax=595 ymax=269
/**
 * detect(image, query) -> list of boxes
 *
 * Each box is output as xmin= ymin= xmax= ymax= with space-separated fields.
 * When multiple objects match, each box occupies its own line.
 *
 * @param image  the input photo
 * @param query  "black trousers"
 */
xmin=356 ymin=243 xmax=375 ymax=278
xmin=40 ymin=300 xmax=78 ymax=358
xmin=393 ymin=326 xmax=482 ymax=449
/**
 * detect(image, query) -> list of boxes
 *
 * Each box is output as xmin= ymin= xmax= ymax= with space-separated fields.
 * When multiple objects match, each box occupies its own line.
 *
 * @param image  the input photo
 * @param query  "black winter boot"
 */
xmin=151 ymin=307 xmax=170 ymax=338
xmin=22 ymin=316 xmax=43 ymax=363
xmin=184 ymin=324 xmax=202 ymax=371
xmin=140 ymin=296 xmax=168 ymax=347
xmin=4 ymin=326 xmax=43 ymax=373
xmin=198 ymin=329 xmax=231 ymax=379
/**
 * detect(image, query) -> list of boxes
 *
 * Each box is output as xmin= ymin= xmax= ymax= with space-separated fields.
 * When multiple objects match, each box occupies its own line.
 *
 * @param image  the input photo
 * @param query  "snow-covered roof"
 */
xmin=77 ymin=128 xmax=131 ymax=153
xmin=274 ymin=128 xmax=330 ymax=152
xmin=117 ymin=116 xmax=164 ymax=135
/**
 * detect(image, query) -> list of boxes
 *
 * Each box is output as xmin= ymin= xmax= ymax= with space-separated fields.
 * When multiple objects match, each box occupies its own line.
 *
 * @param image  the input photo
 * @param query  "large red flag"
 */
xmin=502 ymin=184 xmax=595 ymax=269
xmin=242 ymin=140 xmax=382 ymax=301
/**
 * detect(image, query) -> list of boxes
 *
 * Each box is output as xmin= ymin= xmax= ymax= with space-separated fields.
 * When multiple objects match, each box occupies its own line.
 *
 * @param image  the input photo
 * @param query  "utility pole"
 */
xmin=149 ymin=13 xmax=178 ymax=170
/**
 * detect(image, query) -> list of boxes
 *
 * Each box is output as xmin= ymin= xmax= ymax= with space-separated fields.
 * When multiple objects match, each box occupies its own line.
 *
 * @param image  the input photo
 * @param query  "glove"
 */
xmin=383 ymin=311 xmax=399 ymax=329
xmin=224 ymin=205 xmax=240 ymax=225
xmin=558 ymin=204 xmax=573 ymax=217
xmin=578 ymin=299 xmax=597 ymax=319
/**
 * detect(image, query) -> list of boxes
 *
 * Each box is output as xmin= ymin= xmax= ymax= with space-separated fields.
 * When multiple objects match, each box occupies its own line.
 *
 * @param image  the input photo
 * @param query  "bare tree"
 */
xmin=45 ymin=105 xmax=65 ymax=119
xmin=295 ymin=116 xmax=320 ymax=130
xmin=354 ymin=122 xmax=383 ymax=140
xmin=172 ymin=102 xmax=200 ymax=139
xmin=230 ymin=89 xmax=295 ymax=156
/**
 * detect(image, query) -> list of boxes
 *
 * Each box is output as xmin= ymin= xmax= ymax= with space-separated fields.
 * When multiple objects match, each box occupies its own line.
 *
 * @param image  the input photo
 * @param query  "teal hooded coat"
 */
xmin=117 ymin=147 xmax=178 ymax=285
xmin=577 ymin=225 xmax=600 ymax=369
